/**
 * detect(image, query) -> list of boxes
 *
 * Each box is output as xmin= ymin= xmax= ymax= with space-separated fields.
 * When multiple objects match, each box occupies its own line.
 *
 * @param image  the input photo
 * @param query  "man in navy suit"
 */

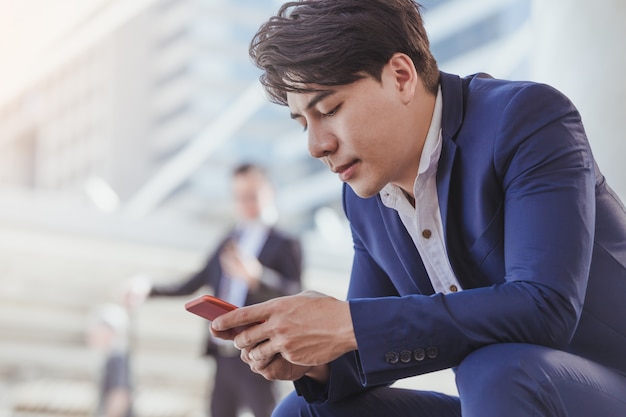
xmin=127 ymin=163 xmax=302 ymax=417
xmin=211 ymin=1 xmax=626 ymax=416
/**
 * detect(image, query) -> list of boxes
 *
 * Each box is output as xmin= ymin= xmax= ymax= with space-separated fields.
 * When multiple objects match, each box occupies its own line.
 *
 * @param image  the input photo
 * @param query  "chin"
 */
xmin=347 ymin=182 xmax=382 ymax=199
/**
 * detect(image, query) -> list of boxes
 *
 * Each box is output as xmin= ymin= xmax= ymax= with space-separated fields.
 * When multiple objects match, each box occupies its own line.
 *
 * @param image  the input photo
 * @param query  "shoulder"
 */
xmin=442 ymin=71 xmax=574 ymax=107
xmin=451 ymin=73 xmax=581 ymax=145
xmin=440 ymin=72 xmax=578 ymax=145
xmin=461 ymin=73 xmax=574 ymax=111
xmin=466 ymin=74 xmax=575 ymax=111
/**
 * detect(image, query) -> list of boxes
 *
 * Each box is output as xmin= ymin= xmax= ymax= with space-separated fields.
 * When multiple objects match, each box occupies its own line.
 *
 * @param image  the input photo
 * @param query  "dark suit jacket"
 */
xmin=151 ymin=227 xmax=303 ymax=356
xmin=296 ymin=72 xmax=626 ymax=403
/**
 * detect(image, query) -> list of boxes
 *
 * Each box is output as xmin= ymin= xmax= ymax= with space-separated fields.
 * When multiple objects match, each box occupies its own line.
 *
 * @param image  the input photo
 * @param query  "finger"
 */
xmin=240 ymin=348 xmax=253 ymax=365
xmin=248 ymin=338 xmax=279 ymax=362
xmin=210 ymin=326 xmax=238 ymax=341
xmin=241 ymin=347 xmax=274 ymax=374
xmin=252 ymin=354 xmax=275 ymax=371
xmin=256 ymin=355 xmax=308 ymax=381
xmin=240 ymin=349 xmax=262 ymax=374
xmin=232 ymin=322 xmax=271 ymax=350
xmin=212 ymin=303 xmax=266 ymax=331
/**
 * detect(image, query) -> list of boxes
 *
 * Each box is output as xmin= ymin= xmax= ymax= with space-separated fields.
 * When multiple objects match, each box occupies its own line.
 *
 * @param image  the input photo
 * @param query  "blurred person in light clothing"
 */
xmin=86 ymin=303 xmax=133 ymax=417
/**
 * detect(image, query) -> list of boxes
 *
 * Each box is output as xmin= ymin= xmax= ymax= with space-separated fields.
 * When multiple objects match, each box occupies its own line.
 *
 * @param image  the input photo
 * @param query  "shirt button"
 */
xmin=426 ymin=347 xmax=438 ymax=359
xmin=400 ymin=350 xmax=412 ymax=363
xmin=413 ymin=348 xmax=426 ymax=361
xmin=422 ymin=229 xmax=432 ymax=239
xmin=385 ymin=351 xmax=399 ymax=364
xmin=449 ymin=285 xmax=458 ymax=292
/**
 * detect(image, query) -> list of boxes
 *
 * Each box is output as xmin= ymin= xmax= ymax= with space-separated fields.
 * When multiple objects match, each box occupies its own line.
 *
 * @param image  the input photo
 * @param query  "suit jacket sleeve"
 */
xmin=294 ymin=234 xmax=400 ymax=403
xmin=149 ymin=244 xmax=222 ymax=297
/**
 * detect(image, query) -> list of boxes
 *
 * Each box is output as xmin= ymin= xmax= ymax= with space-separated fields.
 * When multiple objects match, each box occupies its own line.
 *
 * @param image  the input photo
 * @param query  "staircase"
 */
xmin=0 ymin=224 xmax=214 ymax=417
xmin=0 ymin=221 xmax=456 ymax=417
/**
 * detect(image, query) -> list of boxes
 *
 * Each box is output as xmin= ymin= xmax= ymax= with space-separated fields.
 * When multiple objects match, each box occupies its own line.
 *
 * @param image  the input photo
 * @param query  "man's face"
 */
xmin=233 ymin=172 xmax=273 ymax=222
xmin=287 ymin=61 xmax=428 ymax=198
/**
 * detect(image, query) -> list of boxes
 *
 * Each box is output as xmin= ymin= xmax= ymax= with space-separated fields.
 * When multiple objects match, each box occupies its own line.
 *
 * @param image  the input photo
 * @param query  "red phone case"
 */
xmin=184 ymin=295 xmax=237 ymax=321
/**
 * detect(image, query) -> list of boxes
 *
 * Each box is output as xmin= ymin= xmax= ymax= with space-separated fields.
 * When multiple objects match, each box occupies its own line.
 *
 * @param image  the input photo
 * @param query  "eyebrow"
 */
xmin=290 ymin=90 xmax=337 ymax=119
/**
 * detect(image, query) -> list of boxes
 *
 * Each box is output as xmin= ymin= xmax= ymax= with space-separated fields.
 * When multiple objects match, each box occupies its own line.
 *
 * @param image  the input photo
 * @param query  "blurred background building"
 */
xmin=0 ymin=0 xmax=623 ymax=416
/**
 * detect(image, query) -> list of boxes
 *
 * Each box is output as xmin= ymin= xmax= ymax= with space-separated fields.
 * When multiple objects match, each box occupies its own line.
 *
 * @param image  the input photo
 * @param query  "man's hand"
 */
xmin=239 ymin=348 xmax=314 ymax=381
xmin=211 ymin=291 xmax=357 ymax=369
xmin=122 ymin=274 xmax=152 ymax=311
xmin=219 ymin=242 xmax=262 ymax=290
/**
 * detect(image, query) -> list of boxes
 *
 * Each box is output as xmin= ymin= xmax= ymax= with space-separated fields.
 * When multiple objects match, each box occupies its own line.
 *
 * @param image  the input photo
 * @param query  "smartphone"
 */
xmin=185 ymin=295 xmax=263 ymax=337
xmin=184 ymin=295 xmax=238 ymax=321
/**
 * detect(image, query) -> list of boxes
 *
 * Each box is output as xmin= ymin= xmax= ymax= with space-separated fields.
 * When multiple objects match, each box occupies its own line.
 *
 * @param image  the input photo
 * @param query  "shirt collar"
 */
xmin=380 ymin=86 xmax=443 ymax=209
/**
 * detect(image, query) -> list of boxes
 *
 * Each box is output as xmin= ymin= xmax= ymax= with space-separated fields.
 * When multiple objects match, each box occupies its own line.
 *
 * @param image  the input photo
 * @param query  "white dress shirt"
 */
xmin=380 ymin=87 xmax=462 ymax=295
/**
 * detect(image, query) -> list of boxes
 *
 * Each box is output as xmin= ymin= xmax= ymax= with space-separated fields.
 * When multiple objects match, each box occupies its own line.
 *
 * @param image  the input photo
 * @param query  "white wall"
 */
xmin=531 ymin=0 xmax=626 ymax=200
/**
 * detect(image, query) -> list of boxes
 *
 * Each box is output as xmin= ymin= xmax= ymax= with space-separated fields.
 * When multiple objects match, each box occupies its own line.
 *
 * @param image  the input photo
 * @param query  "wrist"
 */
xmin=339 ymin=300 xmax=357 ymax=352
xmin=305 ymin=364 xmax=330 ymax=383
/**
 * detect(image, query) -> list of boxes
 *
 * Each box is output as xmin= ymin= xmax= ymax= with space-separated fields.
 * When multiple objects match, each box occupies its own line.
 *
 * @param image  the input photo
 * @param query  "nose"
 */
xmin=307 ymin=125 xmax=337 ymax=159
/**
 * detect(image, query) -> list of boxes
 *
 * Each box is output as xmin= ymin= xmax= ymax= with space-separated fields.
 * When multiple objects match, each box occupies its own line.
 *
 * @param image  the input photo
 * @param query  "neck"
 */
xmin=396 ymin=88 xmax=436 ymax=194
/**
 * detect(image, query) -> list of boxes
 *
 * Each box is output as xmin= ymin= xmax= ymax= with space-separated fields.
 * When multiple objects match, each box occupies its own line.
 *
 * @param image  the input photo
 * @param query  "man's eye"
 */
xmin=322 ymin=105 xmax=340 ymax=117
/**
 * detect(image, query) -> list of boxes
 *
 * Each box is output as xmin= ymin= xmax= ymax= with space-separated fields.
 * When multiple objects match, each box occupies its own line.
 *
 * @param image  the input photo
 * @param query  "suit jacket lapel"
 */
xmin=437 ymin=136 xmax=457 ymax=235
xmin=437 ymin=72 xmax=464 ymax=236
xmin=376 ymin=197 xmax=435 ymax=295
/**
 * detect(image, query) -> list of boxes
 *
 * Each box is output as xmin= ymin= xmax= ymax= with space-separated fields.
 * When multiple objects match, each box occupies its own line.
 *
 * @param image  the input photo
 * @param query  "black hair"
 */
xmin=249 ymin=0 xmax=439 ymax=105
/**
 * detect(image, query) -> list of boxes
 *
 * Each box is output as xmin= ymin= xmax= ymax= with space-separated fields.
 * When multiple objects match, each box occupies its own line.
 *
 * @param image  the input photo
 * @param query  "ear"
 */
xmin=387 ymin=53 xmax=419 ymax=104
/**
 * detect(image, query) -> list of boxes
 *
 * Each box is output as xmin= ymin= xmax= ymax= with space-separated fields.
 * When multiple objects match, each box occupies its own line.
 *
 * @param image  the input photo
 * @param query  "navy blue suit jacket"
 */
xmin=296 ymin=72 xmax=626 ymax=403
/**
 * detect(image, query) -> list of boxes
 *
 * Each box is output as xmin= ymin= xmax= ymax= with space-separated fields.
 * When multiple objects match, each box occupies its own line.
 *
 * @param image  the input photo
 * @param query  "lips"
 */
xmin=333 ymin=160 xmax=358 ymax=182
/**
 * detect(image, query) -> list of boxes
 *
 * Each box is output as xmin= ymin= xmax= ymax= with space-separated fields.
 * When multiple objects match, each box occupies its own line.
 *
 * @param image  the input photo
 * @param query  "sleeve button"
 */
xmin=426 ymin=347 xmax=438 ymax=359
xmin=400 ymin=350 xmax=412 ymax=363
xmin=413 ymin=348 xmax=426 ymax=361
xmin=385 ymin=351 xmax=399 ymax=364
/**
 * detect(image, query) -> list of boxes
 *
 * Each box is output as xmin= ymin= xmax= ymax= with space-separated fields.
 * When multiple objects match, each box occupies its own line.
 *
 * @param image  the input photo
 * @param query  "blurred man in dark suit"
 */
xmin=127 ymin=163 xmax=302 ymax=417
